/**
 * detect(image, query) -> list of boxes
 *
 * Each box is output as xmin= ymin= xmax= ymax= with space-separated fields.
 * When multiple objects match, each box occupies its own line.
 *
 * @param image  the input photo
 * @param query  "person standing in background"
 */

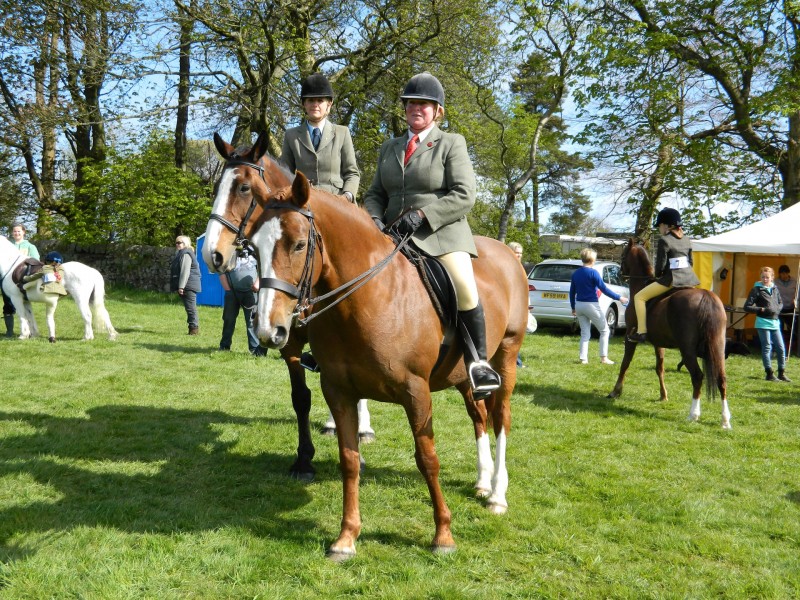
xmin=3 ymin=223 xmax=40 ymax=337
xmin=219 ymin=248 xmax=264 ymax=356
xmin=776 ymin=264 xmax=797 ymax=353
xmin=170 ymin=235 xmax=202 ymax=335
xmin=744 ymin=266 xmax=791 ymax=381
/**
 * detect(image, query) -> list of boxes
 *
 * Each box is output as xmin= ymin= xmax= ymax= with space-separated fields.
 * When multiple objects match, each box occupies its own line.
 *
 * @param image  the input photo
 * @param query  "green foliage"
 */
xmin=60 ymin=131 xmax=212 ymax=245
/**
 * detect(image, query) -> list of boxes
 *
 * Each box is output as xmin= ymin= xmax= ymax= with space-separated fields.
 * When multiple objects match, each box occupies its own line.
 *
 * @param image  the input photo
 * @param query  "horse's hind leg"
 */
xmin=680 ymin=353 xmax=704 ymax=422
xmin=655 ymin=347 xmax=668 ymax=402
xmin=18 ymin=300 xmax=36 ymax=339
xmin=458 ymin=382 xmax=492 ymax=498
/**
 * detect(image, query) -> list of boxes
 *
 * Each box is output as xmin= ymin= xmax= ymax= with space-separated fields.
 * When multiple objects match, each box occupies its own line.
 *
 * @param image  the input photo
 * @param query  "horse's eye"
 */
xmin=239 ymin=183 xmax=250 ymax=194
xmin=294 ymin=240 xmax=307 ymax=252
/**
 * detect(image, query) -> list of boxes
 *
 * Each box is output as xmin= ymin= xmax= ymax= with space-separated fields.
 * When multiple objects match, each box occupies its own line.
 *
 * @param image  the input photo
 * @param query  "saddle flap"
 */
xmin=12 ymin=258 xmax=43 ymax=286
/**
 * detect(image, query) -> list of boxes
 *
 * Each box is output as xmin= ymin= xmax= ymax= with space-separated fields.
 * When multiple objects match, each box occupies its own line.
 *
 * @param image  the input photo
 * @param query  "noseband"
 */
xmin=209 ymin=159 xmax=272 ymax=253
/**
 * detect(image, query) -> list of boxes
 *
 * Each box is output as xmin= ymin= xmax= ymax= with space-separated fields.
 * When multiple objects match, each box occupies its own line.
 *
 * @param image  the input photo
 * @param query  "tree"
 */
xmin=609 ymin=0 xmax=800 ymax=209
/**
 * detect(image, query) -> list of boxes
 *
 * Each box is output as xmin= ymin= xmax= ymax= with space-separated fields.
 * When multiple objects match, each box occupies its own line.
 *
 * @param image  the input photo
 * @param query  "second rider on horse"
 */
xmin=628 ymin=207 xmax=700 ymax=343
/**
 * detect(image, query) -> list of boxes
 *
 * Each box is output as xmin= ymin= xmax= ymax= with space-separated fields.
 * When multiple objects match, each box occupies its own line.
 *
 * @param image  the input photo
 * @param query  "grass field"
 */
xmin=1 ymin=288 xmax=799 ymax=599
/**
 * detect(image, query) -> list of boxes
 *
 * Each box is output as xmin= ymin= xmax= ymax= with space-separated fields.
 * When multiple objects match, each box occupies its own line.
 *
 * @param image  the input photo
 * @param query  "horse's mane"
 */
xmin=626 ymin=238 xmax=655 ymax=277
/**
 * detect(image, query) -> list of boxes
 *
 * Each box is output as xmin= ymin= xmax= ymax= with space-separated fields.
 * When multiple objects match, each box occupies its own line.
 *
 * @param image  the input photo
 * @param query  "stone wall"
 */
xmin=37 ymin=240 xmax=176 ymax=292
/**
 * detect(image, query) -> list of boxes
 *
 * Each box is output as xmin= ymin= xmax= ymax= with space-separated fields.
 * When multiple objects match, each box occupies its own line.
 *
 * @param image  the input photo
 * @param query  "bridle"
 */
xmin=208 ymin=158 xmax=272 ymax=252
xmin=213 ymin=158 xmax=412 ymax=326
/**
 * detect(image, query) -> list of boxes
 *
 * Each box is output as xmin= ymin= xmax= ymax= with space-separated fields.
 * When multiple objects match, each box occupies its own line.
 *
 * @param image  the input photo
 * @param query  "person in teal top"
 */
xmin=11 ymin=223 xmax=39 ymax=259
xmin=3 ymin=223 xmax=40 ymax=336
xmin=744 ymin=266 xmax=790 ymax=382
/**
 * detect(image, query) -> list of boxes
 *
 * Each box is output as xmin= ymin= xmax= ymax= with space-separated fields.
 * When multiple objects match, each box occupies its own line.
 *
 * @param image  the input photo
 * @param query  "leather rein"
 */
xmin=210 ymin=158 xmax=413 ymax=327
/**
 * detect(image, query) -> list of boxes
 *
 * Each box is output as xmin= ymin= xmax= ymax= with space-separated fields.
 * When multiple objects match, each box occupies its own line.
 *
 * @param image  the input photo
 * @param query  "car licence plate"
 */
xmin=542 ymin=292 xmax=568 ymax=300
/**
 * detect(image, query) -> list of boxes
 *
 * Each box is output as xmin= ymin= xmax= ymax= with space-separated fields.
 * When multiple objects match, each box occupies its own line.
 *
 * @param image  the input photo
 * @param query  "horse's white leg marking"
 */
xmin=45 ymin=299 xmax=58 ymax=340
xmin=688 ymin=395 xmax=701 ymax=423
xmin=487 ymin=430 xmax=509 ymax=514
xmin=475 ymin=432 xmax=493 ymax=498
xmin=720 ymin=399 xmax=732 ymax=430
xmin=357 ymin=400 xmax=374 ymax=436
xmin=251 ymin=219 xmax=283 ymax=344
xmin=19 ymin=301 xmax=35 ymax=338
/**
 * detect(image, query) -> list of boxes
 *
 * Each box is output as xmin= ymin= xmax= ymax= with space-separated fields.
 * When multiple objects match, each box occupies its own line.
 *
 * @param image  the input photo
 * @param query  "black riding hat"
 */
xmin=300 ymin=73 xmax=334 ymax=99
xmin=655 ymin=207 xmax=682 ymax=227
xmin=45 ymin=251 xmax=63 ymax=264
xmin=400 ymin=72 xmax=445 ymax=107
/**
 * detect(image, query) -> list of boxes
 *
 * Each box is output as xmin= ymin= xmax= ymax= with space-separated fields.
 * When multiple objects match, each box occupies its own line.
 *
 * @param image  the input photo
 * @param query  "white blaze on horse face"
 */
xmin=203 ymin=168 xmax=239 ymax=272
xmin=251 ymin=216 xmax=285 ymax=345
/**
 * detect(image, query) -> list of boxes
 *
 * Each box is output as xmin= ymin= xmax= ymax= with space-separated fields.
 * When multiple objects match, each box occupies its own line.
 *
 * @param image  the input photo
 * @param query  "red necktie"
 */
xmin=404 ymin=134 xmax=419 ymax=165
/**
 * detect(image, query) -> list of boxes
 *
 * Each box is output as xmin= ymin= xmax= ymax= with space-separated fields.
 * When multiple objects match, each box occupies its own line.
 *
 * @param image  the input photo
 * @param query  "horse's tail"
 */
xmin=697 ymin=292 xmax=726 ymax=401
xmin=89 ymin=269 xmax=118 ymax=339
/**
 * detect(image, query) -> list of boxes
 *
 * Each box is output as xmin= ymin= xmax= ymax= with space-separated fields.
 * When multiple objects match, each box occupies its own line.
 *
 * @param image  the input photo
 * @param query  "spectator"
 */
xmin=744 ymin=266 xmax=790 ymax=381
xmin=508 ymin=241 xmax=527 ymax=368
xmin=776 ymin=264 xmax=797 ymax=352
xmin=170 ymin=235 xmax=201 ymax=335
xmin=570 ymin=248 xmax=628 ymax=365
xmin=219 ymin=249 xmax=264 ymax=356
xmin=3 ymin=223 xmax=39 ymax=337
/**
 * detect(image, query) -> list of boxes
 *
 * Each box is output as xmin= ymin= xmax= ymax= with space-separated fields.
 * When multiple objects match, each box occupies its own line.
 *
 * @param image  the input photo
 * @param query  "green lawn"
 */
xmin=1 ymin=289 xmax=798 ymax=599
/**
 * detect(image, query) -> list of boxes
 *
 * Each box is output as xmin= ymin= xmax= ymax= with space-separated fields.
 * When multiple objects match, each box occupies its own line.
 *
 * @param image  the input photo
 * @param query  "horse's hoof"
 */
xmin=607 ymin=391 xmax=619 ymax=399
xmin=48 ymin=337 xmax=56 ymax=343
xmin=431 ymin=543 xmax=457 ymax=555
xmin=321 ymin=426 xmax=336 ymax=436
xmin=721 ymin=421 xmax=732 ymax=430
xmin=475 ymin=486 xmax=491 ymax=499
xmin=358 ymin=431 xmax=376 ymax=444
xmin=486 ymin=500 xmax=508 ymax=515
xmin=290 ymin=470 xmax=315 ymax=483
xmin=687 ymin=414 xmax=700 ymax=423
xmin=326 ymin=547 xmax=356 ymax=562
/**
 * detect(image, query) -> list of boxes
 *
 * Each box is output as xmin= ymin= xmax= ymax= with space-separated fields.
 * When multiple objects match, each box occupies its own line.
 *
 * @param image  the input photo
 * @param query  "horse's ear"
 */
xmin=252 ymin=131 xmax=269 ymax=162
xmin=213 ymin=132 xmax=234 ymax=159
xmin=291 ymin=170 xmax=311 ymax=208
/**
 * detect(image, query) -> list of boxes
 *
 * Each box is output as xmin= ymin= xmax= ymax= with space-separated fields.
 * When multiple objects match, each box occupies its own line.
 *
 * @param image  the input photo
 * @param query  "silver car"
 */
xmin=527 ymin=259 xmax=629 ymax=334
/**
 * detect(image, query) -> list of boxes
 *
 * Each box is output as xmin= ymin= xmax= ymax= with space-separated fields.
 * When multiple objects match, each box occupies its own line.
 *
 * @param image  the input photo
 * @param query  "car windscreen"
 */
xmin=529 ymin=264 xmax=579 ymax=282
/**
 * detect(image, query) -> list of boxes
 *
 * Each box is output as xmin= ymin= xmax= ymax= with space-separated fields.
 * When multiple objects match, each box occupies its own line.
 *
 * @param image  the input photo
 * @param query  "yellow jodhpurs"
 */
xmin=437 ymin=251 xmax=479 ymax=311
xmin=633 ymin=281 xmax=670 ymax=334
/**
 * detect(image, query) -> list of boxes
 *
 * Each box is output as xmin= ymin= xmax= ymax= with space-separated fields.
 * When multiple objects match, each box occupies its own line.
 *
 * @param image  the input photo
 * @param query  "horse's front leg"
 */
xmin=404 ymin=385 xmax=455 ymax=554
xmin=654 ymin=346 xmax=668 ymax=402
xmin=324 ymin=390 xmax=361 ymax=562
xmin=18 ymin=300 xmax=36 ymax=339
xmin=280 ymin=332 xmax=315 ymax=482
xmin=608 ymin=336 xmax=637 ymax=398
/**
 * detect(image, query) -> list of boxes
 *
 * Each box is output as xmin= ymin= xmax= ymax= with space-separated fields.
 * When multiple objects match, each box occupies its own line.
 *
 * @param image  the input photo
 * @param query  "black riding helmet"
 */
xmin=300 ymin=73 xmax=334 ymax=100
xmin=655 ymin=207 xmax=682 ymax=227
xmin=45 ymin=251 xmax=63 ymax=264
xmin=400 ymin=72 xmax=445 ymax=107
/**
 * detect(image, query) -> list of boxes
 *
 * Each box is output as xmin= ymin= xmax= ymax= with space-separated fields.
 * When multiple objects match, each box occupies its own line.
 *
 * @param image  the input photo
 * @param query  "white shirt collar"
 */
xmin=307 ymin=119 xmax=328 ymax=134
xmin=409 ymin=125 xmax=435 ymax=143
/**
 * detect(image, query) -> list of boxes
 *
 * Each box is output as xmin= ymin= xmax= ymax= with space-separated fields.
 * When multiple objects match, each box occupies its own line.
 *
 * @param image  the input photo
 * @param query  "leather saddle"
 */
xmin=11 ymin=258 xmax=44 ymax=299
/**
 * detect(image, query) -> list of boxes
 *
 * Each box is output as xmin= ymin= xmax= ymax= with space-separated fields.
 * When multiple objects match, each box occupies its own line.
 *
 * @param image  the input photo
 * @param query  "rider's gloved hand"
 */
xmin=393 ymin=210 xmax=425 ymax=237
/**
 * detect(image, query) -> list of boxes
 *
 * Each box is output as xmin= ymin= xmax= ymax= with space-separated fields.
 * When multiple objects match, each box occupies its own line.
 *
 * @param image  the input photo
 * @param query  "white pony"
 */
xmin=0 ymin=235 xmax=117 ymax=342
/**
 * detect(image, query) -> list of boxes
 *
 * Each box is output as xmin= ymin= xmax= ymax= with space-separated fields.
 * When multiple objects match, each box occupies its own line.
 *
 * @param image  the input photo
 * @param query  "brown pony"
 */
xmin=609 ymin=239 xmax=731 ymax=429
xmin=205 ymin=132 xmax=529 ymax=560
xmin=202 ymin=138 xmax=332 ymax=483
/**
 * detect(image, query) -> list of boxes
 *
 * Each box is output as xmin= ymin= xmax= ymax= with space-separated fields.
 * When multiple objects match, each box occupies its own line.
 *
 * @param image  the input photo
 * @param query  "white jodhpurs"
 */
xmin=575 ymin=301 xmax=609 ymax=360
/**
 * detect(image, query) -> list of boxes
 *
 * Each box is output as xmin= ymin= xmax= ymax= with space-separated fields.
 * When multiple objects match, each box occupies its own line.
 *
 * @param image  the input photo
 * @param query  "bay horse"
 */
xmin=0 ymin=236 xmax=118 ymax=342
xmin=202 ymin=137 xmax=373 ymax=483
xmin=205 ymin=132 xmax=528 ymax=560
xmin=609 ymin=239 xmax=731 ymax=429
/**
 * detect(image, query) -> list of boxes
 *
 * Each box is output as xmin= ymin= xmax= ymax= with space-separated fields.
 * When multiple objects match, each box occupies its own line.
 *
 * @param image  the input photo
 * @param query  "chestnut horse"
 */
xmin=204 ymin=132 xmax=528 ymax=560
xmin=609 ymin=239 xmax=731 ymax=429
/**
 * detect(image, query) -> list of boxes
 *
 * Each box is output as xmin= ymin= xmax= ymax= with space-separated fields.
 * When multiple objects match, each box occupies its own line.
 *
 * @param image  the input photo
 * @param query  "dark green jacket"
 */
xmin=654 ymin=232 xmax=700 ymax=287
xmin=363 ymin=125 xmax=477 ymax=257
xmin=281 ymin=121 xmax=360 ymax=199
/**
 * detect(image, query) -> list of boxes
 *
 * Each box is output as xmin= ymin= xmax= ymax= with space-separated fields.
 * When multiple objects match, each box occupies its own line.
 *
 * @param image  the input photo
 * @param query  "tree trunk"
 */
xmin=780 ymin=110 xmax=800 ymax=208
xmin=174 ymin=1 xmax=192 ymax=171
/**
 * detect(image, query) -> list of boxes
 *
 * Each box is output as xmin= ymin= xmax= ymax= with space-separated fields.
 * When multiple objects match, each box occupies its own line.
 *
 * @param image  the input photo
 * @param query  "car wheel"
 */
xmin=605 ymin=306 xmax=618 ymax=336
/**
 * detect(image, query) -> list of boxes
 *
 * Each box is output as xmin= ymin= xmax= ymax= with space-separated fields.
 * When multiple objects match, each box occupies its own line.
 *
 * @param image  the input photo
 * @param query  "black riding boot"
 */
xmin=765 ymin=368 xmax=778 ymax=381
xmin=778 ymin=369 xmax=791 ymax=382
xmin=4 ymin=314 xmax=13 ymax=338
xmin=459 ymin=303 xmax=501 ymax=396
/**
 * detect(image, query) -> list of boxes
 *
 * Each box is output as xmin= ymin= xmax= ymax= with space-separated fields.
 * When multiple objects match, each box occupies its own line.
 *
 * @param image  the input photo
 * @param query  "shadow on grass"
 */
xmin=0 ymin=405 xmax=432 ymax=564
xmin=515 ymin=380 xmax=653 ymax=419
xmin=0 ymin=406 xmax=323 ymax=562
xmin=134 ymin=342 xmax=222 ymax=354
